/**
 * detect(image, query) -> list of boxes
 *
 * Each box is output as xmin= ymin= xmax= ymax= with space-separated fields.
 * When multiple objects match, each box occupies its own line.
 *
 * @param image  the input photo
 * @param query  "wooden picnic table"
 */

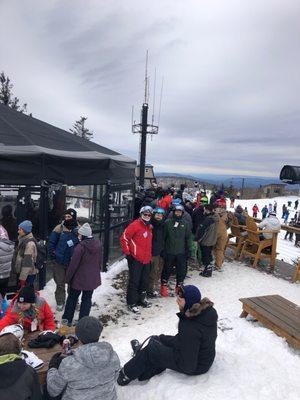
xmin=23 ymin=328 xmax=78 ymax=385
xmin=239 ymin=295 xmax=300 ymax=349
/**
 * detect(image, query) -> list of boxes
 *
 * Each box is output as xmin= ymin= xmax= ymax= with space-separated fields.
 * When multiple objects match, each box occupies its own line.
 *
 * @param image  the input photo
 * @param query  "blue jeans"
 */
xmin=62 ymin=287 xmax=93 ymax=324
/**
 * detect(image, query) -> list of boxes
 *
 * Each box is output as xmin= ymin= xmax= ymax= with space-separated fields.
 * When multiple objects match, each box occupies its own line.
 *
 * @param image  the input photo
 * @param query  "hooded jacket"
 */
xmin=164 ymin=215 xmax=192 ymax=256
xmin=0 ymin=293 xmax=56 ymax=332
xmin=47 ymin=341 xmax=120 ymax=400
xmin=12 ymin=233 xmax=37 ymax=280
xmin=0 ymin=356 xmax=42 ymax=400
xmin=0 ymin=238 xmax=14 ymax=279
xmin=65 ymin=237 xmax=102 ymax=291
xmin=159 ymin=298 xmax=218 ymax=375
xmin=196 ymin=213 xmax=220 ymax=246
xmin=258 ymin=215 xmax=281 ymax=239
xmin=48 ymin=224 xmax=79 ymax=267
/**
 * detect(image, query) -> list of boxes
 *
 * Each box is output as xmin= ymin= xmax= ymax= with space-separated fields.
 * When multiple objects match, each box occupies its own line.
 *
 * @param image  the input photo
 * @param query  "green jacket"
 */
xmin=164 ymin=217 xmax=192 ymax=255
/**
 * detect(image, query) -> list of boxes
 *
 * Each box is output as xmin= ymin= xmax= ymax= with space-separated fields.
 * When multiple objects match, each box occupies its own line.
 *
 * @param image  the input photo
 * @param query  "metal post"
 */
xmin=139 ymin=103 xmax=148 ymax=188
xmin=103 ymin=180 xmax=111 ymax=272
xmin=241 ymin=178 xmax=245 ymax=199
xmin=38 ymin=185 xmax=48 ymax=290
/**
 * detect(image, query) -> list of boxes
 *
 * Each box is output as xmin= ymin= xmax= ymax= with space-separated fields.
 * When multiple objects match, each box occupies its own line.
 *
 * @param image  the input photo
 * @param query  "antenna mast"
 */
xmin=132 ymin=51 xmax=159 ymax=188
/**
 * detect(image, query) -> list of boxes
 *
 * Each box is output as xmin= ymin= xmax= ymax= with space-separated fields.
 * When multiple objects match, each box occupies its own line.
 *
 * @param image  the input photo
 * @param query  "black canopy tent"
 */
xmin=0 ymin=103 xmax=135 ymax=185
xmin=0 ymin=104 xmax=136 ymax=285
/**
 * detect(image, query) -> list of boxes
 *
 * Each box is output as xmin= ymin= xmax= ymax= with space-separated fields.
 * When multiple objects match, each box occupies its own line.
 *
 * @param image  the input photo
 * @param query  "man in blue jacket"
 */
xmin=48 ymin=209 xmax=79 ymax=311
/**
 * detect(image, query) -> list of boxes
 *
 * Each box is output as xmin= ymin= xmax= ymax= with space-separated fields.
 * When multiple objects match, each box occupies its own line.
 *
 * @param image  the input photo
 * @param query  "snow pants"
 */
xmin=124 ymin=336 xmax=180 ymax=381
xmin=214 ymin=232 xmax=228 ymax=269
xmin=127 ymin=258 xmax=150 ymax=306
xmin=148 ymin=255 xmax=164 ymax=293
xmin=53 ymin=261 xmax=66 ymax=306
xmin=161 ymin=253 xmax=187 ymax=286
xmin=200 ymin=245 xmax=213 ymax=267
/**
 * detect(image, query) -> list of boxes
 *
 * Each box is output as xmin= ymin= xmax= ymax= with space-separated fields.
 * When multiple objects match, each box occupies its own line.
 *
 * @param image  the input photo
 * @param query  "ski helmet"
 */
xmin=0 ymin=324 xmax=24 ymax=341
xmin=139 ymin=206 xmax=153 ymax=214
xmin=153 ymin=207 xmax=165 ymax=215
xmin=175 ymin=205 xmax=184 ymax=212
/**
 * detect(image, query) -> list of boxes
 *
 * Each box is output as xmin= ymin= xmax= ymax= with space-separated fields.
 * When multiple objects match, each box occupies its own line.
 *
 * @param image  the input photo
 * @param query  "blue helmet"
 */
xmin=153 ymin=207 xmax=165 ymax=215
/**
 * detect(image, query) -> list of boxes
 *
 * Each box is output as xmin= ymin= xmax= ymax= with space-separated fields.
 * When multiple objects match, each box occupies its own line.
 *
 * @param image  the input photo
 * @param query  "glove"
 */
xmin=19 ymin=280 xmax=26 ymax=288
xmin=48 ymin=352 xmax=64 ymax=370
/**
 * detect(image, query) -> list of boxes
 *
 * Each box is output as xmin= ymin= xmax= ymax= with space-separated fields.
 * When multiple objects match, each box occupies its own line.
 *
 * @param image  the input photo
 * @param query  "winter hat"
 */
xmin=204 ymin=204 xmax=214 ymax=212
xmin=75 ymin=316 xmax=103 ymax=344
xmin=18 ymin=286 xmax=36 ymax=304
xmin=172 ymin=198 xmax=182 ymax=206
xmin=182 ymin=285 xmax=201 ymax=312
xmin=18 ymin=220 xmax=33 ymax=234
xmin=175 ymin=205 xmax=184 ymax=212
xmin=64 ymin=208 xmax=77 ymax=220
xmin=78 ymin=223 xmax=92 ymax=237
xmin=235 ymin=205 xmax=243 ymax=213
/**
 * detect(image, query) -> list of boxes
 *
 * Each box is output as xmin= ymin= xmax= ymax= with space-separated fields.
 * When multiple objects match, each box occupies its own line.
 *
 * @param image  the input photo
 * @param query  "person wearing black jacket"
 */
xmin=0 ymin=332 xmax=42 ymax=400
xmin=118 ymin=285 xmax=218 ymax=386
xmin=148 ymin=208 xmax=165 ymax=297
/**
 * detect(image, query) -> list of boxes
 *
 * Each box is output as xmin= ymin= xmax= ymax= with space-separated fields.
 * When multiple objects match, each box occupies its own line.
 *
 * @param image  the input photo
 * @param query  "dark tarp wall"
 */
xmin=0 ymin=103 xmax=136 ymax=185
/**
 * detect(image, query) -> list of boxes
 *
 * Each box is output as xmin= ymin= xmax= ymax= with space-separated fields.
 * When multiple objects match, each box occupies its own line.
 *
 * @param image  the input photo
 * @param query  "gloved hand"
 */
xmin=19 ymin=280 xmax=26 ymax=288
xmin=126 ymin=255 xmax=133 ymax=264
xmin=48 ymin=352 xmax=64 ymax=370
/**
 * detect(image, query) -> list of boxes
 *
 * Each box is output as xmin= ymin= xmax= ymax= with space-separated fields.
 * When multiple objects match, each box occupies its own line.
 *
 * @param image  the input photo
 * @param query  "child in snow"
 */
xmin=118 ymin=285 xmax=218 ymax=386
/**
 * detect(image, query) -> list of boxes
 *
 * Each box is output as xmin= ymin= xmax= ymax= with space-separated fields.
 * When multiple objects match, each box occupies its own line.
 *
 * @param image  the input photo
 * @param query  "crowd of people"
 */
xmin=0 ymin=187 xmax=298 ymax=399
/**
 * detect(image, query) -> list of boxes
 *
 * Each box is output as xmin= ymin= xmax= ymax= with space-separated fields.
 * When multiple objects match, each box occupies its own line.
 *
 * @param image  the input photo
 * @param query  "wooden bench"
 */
xmin=23 ymin=328 xmax=78 ymax=385
xmin=226 ymin=215 xmax=247 ymax=259
xmin=239 ymin=217 xmax=278 ymax=269
xmin=239 ymin=295 xmax=300 ymax=349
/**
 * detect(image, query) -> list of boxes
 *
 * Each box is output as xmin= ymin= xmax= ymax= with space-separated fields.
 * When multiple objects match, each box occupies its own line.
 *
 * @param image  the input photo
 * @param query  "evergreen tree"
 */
xmin=70 ymin=116 xmax=93 ymax=140
xmin=0 ymin=71 xmax=28 ymax=113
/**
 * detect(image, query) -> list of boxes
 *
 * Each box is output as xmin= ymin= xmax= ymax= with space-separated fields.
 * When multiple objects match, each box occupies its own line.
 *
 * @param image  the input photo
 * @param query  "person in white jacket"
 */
xmin=257 ymin=212 xmax=281 ymax=239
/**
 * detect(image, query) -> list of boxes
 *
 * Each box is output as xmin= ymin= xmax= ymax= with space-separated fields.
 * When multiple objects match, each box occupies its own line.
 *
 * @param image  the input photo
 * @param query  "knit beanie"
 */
xmin=75 ymin=316 xmax=103 ymax=344
xmin=64 ymin=208 xmax=77 ymax=220
xmin=182 ymin=285 xmax=201 ymax=312
xmin=18 ymin=286 xmax=36 ymax=304
xmin=18 ymin=220 xmax=33 ymax=234
xmin=78 ymin=223 xmax=92 ymax=237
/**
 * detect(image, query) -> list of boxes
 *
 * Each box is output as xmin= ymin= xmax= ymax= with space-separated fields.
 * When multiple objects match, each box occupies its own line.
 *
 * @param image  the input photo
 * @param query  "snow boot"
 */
xmin=200 ymin=264 xmax=213 ymax=277
xmin=139 ymin=291 xmax=152 ymax=308
xmin=130 ymin=339 xmax=142 ymax=356
xmin=117 ymin=368 xmax=132 ymax=386
xmin=147 ymin=290 xmax=159 ymax=298
xmin=128 ymin=304 xmax=140 ymax=313
xmin=160 ymin=283 xmax=169 ymax=297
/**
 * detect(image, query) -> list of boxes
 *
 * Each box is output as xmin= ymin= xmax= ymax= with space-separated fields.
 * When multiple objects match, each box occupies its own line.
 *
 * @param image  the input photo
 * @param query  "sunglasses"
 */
xmin=142 ymin=213 xmax=152 ymax=217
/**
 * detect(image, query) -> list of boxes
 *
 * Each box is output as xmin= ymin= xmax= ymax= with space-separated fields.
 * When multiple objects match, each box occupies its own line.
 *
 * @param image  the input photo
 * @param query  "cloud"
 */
xmin=0 ymin=0 xmax=299 ymax=178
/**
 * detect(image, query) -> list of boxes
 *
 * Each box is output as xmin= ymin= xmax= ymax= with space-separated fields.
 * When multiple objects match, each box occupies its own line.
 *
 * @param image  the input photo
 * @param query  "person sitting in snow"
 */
xmin=46 ymin=316 xmax=120 ymax=400
xmin=0 ymin=332 xmax=42 ymax=399
xmin=117 ymin=284 xmax=218 ymax=386
xmin=0 ymin=286 xmax=55 ymax=332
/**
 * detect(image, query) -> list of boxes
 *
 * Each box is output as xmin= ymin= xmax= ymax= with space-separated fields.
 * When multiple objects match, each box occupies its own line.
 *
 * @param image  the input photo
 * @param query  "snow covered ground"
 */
xmin=41 ymin=258 xmax=300 ymax=400
xmin=229 ymin=195 xmax=300 ymax=264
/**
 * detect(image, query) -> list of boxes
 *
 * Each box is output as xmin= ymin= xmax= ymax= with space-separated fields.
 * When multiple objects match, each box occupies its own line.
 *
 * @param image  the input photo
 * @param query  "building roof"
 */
xmin=0 ymin=103 xmax=136 ymax=185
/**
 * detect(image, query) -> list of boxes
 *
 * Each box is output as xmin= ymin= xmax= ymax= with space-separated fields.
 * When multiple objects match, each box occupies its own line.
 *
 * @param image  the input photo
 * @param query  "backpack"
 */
xmin=23 ymin=238 xmax=47 ymax=271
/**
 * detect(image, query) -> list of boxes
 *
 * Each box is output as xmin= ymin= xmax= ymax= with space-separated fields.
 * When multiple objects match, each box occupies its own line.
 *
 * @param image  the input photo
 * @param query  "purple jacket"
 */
xmin=65 ymin=238 xmax=102 ymax=291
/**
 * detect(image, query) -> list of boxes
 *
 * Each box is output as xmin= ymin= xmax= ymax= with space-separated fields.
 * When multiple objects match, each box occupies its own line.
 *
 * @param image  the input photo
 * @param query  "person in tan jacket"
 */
xmin=214 ymin=209 xmax=232 ymax=270
xmin=12 ymin=220 xmax=37 ymax=287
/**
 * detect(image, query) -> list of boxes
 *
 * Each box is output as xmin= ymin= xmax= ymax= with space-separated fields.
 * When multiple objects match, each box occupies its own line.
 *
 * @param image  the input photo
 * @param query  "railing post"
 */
xmin=271 ymin=232 xmax=278 ymax=269
xmin=103 ymin=180 xmax=111 ymax=272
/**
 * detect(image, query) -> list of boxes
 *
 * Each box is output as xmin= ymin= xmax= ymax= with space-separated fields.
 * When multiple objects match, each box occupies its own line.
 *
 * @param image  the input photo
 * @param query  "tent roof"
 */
xmin=0 ymin=103 xmax=136 ymax=185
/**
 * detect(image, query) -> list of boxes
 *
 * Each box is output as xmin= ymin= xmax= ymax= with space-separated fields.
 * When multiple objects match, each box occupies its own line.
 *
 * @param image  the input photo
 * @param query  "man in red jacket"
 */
xmin=0 ymin=286 xmax=55 ymax=332
xmin=120 ymin=206 xmax=153 ymax=313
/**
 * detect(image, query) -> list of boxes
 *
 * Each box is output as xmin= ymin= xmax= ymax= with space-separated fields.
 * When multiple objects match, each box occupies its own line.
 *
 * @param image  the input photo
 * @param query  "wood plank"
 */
xmin=251 ymin=297 xmax=300 ymax=331
xmin=241 ymin=303 xmax=300 ymax=349
xmin=239 ymin=299 xmax=300 ymax=339
xmin=261 ymin=295 xmax=300 ymax=320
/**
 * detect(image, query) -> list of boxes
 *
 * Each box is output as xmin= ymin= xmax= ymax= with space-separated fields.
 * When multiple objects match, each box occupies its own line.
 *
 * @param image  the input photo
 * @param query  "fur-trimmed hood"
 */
xmin=185 ymin=297 xmax=217 ymax=326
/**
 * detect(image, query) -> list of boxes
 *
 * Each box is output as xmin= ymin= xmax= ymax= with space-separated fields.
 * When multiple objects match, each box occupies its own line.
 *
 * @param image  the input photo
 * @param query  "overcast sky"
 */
xmin=0 ymin=0 xmax=299 ymax=177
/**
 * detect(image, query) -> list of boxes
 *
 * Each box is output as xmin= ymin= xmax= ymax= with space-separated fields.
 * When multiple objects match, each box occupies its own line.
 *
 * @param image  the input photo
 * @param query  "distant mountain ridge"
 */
xmin=156 ymin=172 xmax=282 ymax=188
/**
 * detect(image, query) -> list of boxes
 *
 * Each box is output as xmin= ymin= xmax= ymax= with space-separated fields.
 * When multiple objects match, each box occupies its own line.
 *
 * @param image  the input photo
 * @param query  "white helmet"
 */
xmin=139 ymin=206 xmax=153 ymax=214
xmin=0 ymin=324 xmax=24 ymax=341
